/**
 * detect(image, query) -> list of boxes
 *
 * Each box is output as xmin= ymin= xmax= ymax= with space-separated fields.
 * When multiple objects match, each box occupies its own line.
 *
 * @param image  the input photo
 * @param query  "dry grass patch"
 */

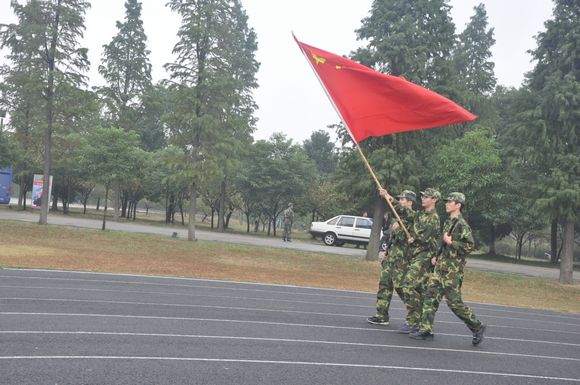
xmin=1 ymin=220 xmax=578 ymax=313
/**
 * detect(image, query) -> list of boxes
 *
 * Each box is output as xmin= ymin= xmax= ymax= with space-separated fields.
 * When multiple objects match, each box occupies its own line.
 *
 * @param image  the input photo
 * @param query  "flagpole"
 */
xmin=294 ymin=34 xmax=413 ymax=242
xmin=354 ymin=142 xmax=414 ymax=243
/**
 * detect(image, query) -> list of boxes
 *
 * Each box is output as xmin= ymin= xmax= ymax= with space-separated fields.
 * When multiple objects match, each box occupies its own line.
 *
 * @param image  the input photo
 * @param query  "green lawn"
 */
xmin=1 ymin=219 xmax=578 ymax=313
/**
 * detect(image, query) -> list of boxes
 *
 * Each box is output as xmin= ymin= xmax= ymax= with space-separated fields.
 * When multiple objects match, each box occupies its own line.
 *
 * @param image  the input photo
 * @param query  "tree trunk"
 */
xmin=51 ymin=188 xmax=58 ymax=211
xmin=550 ymin=220 xmax=558 ymax=264
xmin=113 ymin=183 xmax=120 ymax=221
xmin=188 ymin=180 xmax=197 ymax=241
xmin=559 ymin=219 xmax=574 ymax=284
xmin=488 ymin=224 xmax=496 ymax=255
xmin=515 ymin=233 xmax=525 ymax=262
xmin=365 ymin=198 xmax=383 ymax=261
xmin=39 ymin=126 xmax=52 ymax=224
xmin=18 ymin=175 xmax=25 ymax=210
xmin=166 ymin=193 xmax=175 ymax=224
xmin=64 ymin=176 xmax=71 ymax=214
xmin=102 ymin=185 xmax=109 ymax=230
xmin=179 ymin=196 xmax=184 ymax=226
xmin=40 ymin=0 xmax=61 ymax=225
xmin=225 ymin=204 xmax=233 ymax=228
xmin=218 ymin=179 xmax=226 ymax=232
xmin=121 ymin=191 xmax=128 ymax=218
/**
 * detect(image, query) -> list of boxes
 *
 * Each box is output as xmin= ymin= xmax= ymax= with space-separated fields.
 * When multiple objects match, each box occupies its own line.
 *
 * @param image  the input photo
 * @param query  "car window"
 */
xmin=355 ymin=218 xmax=373 ymax=229
xmin=326 ymin=216 xmax=339 ymax=225
xmin=337 ymin=216 xmax=355 ymax=227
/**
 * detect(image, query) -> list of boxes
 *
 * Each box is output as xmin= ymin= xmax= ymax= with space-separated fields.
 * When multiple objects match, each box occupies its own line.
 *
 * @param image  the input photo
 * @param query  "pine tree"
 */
xmin=455 ymin=4 xmax=496 ymax=96
xmin=526 ymin=0 xmax=579 ymax=283
xmin=0 ymin=0 xmax=90 ymax=223
xmin=354 ymin=0 xmax=456 ymax=90
xmin=164 ymin=0 xmax=258 ymax=240
xmin=98 ymin=0 xmax=152 ymax=132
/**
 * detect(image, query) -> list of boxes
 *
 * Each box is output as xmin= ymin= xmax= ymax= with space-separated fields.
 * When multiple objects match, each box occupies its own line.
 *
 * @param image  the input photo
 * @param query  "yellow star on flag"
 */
xmin=311 ymin=52 xmax=326 ymax=65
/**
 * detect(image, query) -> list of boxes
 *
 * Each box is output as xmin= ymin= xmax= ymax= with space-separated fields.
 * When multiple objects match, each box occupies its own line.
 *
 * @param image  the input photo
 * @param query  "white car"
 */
xmin=310 ymin=215 xmax=373 ymax=247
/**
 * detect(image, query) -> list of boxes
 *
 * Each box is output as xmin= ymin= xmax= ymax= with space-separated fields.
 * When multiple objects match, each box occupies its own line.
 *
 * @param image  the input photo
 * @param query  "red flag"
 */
xmin=294 ymin=36 xmax=477 ymax=143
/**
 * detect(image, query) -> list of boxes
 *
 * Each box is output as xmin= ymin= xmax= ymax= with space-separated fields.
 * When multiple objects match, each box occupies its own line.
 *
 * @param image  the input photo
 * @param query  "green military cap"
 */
xmin=444 ymin=192 xmax=466 ymax=204
xmin=420 ymin=187 xmax=441 ymax=200
xmin=396 ymin=190 xmax=417 ymax=202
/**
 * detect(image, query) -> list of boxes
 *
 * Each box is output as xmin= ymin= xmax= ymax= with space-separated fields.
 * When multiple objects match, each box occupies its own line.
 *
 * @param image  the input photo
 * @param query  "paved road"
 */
xmin=0 ymin=269 xmax=578 ymax=384
xmin=0 ymin=208 xmax=568 ymax=280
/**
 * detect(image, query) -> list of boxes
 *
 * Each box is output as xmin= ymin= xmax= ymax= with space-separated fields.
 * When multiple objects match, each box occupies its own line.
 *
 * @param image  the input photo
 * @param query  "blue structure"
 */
xmin=0 ymin=167 xmax=13 ymax=204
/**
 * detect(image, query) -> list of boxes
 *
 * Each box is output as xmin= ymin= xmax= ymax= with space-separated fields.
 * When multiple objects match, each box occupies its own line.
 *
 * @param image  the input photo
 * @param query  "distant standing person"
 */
xmin=282 ymin=203 xmax=294 ymax=242
xmin=410 ymin=192 xmax=486 ymax=345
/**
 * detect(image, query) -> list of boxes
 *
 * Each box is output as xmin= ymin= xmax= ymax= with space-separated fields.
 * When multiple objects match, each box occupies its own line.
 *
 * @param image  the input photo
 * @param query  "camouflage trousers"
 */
xmin=401 ymin=253 xmax=432 ymax=327
xmin=374 ymin=247 xmax=409 ymax=320
xmin=283 ymin=223 xmax=292 ymax=241
xmin=419 ymin=269 xmax=482 ymax=333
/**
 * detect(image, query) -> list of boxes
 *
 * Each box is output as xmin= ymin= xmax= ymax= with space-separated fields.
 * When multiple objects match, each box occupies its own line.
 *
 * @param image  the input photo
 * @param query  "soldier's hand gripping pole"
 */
xmin=353 ymin=142 xmax=414 ymax=243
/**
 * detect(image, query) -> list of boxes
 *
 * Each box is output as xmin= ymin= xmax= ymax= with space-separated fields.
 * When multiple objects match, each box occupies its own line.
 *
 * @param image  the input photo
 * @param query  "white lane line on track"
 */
xmin=3 ymin=296 xmax=579 ymax=330
xmin=2 ymin=284 xmax=578 ymax=325
xmin=1 ymin=331 xmax=578 ymax=363
xmin=3 ymin=271 xmax=578 ymax=322
xmin=0 ymin=274 xmax=370 ymax=301
xmin=0 ymin=356 xmax=578 ymax=382
xmin=2 ymin=269 xmax=372 ymax=294
xmin=1 ymin=312 xmax=579 ymax=348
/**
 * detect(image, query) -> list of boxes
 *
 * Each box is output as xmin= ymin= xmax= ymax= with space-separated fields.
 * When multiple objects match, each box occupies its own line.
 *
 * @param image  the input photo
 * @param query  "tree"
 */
xmin=0 ymin=0 xmax=90 ymax=224
xmin=0 ymin=129 xmax=20 ymax=168
xmin=78 ymin=127 xmax=146 ymax=230
xmin=302 ymin=130 xmax=338 ymax=175
xmin=525 ymin=0 xmax=579 ymax=284
xmin=354 ymin=0 xmax=456 ymax=91
xmin=138 ymin=83 xmax=169 ymax=151
xmin=453 ymin=3 xmax=497 ymax=126
xmin=164 ymin=0 xmax=258 ymax=240
xmin=454 ymin=4 xmax=496 ymax=97
xmin=238 ymin=134 xmax=315 ymax=236
xmin=97 ymin=0 xmax=152 ymax=132
xmin=429 ymin=128 xmax=511 ymax=253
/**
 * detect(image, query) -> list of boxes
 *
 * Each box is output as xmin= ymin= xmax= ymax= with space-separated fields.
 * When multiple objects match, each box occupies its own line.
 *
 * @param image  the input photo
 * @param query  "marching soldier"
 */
xmin=410 ymin=192 xmax=486 ymax=345
xmin=367 ymin=190 xmax=416 ymax=325
xmin=386 ymin=188 xmax=441 ymax=334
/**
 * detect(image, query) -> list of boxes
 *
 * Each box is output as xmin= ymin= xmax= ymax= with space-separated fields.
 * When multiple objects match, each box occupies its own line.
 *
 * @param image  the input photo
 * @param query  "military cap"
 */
xmin=420 ymin=188 xmax=441 ymax=200
xmin=444 ymin=192 xmax=466 ymax=204
xmin=396 ymin=190 xmax=417 ymax=202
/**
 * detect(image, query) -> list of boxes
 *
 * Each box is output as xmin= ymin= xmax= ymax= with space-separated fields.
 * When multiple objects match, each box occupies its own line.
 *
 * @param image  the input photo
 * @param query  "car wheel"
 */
xmin=323 ymin=232 xmax=337 ymax=246
xmin=380 ymin=239 xmax=388 ymax=252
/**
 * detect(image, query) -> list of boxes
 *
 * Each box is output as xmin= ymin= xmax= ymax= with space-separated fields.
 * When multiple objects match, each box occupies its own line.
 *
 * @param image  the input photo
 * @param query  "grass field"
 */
xmin=0 ymin=220 xmax=578 ymax=313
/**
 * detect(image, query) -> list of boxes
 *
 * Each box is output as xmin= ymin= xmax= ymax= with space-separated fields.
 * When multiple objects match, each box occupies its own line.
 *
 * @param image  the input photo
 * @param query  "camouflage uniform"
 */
xmin=282 ymin=204 xmax=294 ymax=241
xmin=373 ymin=213 xmax=413 ymax=321
xmin=399 ymin=205 xmax=440 ymax=328
xmin=418 ymin=214 xmax=482 ymax=334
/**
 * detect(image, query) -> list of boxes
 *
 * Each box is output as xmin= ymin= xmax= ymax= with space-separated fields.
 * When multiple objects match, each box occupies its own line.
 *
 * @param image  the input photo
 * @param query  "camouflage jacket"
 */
xmin=389 ymin=201 xmax=415 ymax=247
xmin=283 ymin=207 xmax=294 ymax=224
xmin=409 ymin=209 xmax=440 ymax=258
xmin=437 ymin=215 xmax=475 ymax=273
xmin=391 ymin=200 xmax=440 ymax=258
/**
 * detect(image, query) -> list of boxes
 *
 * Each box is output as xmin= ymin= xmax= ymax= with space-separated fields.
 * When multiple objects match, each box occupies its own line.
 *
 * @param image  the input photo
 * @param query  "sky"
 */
xmin=0 ymin=0 xmax=554 ymax=143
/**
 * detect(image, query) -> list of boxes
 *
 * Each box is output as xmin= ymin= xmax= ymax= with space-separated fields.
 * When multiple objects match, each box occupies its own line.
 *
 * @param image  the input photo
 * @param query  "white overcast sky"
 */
xmin=0 ymin=0 xmax=553 ymax=143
